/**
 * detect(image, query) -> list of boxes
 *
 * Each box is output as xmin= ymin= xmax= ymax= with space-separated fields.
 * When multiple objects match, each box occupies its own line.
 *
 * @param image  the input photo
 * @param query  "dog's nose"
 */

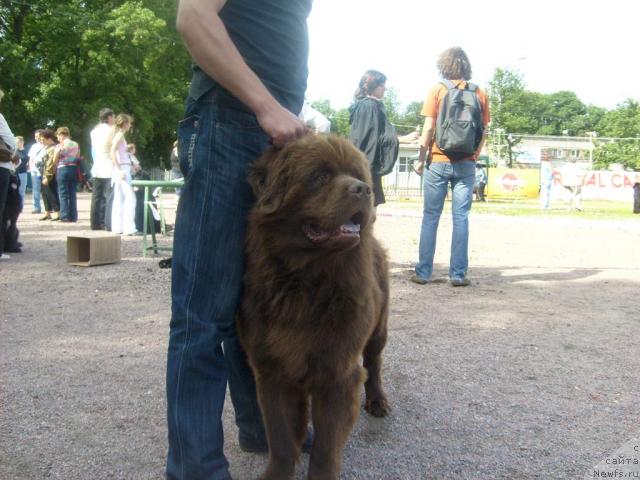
xmin=349 ymin=180 xmax=371 ymax=198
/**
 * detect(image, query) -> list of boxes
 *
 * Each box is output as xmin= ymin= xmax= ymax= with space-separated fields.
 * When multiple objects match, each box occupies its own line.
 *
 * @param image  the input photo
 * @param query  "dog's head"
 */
xmin=248 ymin=135 xmax=374 ymax=252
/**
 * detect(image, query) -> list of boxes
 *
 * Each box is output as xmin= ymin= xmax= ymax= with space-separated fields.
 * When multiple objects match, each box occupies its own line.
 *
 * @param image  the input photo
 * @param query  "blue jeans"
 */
xmin=31 ymin=172 xmax=42 ymax=213
xmin=166 ymin=91 xmax=269 ymax=480
xmin=18 ymin=172 xmax=27 ymax=209
xmin=540 ymin=182 xmax=552 ymax=209
xmin=57 ymin=165 xmax=78 ymax=221
xmin=415 ymin=160 xmax=475 ymax=281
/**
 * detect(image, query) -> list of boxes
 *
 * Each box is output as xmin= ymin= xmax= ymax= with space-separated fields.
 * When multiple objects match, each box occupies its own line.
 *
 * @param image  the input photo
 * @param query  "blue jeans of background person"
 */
xmin=18 ymin=172 xmax=27 ymax=210
xmin=30 ymin=172 xmax=42 ymax=213
xmin=166 ymin=91 xmax=269 ymax=480
xmin=57 ymin=165 xmax=78 ymax=221
xmin=540 ymin=182 xmax=552 ymax=209
xmin=415 ymin=160 xmax=475 ymax=281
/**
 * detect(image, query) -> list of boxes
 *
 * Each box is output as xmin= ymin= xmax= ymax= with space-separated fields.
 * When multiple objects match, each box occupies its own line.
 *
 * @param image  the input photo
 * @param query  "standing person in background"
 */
xmin=168 ymin=0 xmax=312 ymax=478
xmin=127 ymin=143 xmax=141 ymax=174
xmin=14 ymin=136 xmax=28 ymax=208
xmin=540 ymin=155 xmax=554 ymax=210
xmin=0 ymin=88 xmax=17 ymax=260
xmin=349 ymin=70 xmax=418 ymax=206
xmin=561 ymin=158 xmax=585 ymax=211
xmin=411 ymin=47 xmax=490 ymax=287
xmin=54 ymin=127 xmax=80 ymax=223
xmin=474 ymin=162 xmax=487 ymax=202
xmin=39 ymin=129 xmax=60 ymax=221
xmin=109 ymin=114 xmax=137 ymax=235
xmin=27 ymin=129 xmax=45 ymax=214
xmin=90 ymin=108 xmax=115 ymax=230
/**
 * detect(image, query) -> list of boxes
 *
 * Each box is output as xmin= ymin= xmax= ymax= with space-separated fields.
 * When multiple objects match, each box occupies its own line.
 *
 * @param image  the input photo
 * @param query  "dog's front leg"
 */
xmin=307 ymin=367 xmax=365 ymax=480
xmin=363 ymin=320 xmax=390 ymax=417
xmin=257 ymin=378 xmax=306 ymax=480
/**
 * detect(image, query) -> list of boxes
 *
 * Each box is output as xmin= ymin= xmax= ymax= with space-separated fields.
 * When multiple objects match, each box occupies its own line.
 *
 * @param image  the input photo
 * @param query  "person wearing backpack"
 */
xmin=411 ymin=47 xmax=490 ymax=287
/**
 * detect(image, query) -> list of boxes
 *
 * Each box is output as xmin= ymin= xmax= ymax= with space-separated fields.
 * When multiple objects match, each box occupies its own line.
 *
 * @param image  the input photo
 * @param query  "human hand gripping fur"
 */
xmin=255 ymin=101 xmax=309 ymax=147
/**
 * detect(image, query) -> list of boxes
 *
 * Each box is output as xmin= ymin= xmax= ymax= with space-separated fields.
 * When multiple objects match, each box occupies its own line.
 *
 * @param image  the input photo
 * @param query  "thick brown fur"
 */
xmin=237 ymin=134 xmax=390 ymax=480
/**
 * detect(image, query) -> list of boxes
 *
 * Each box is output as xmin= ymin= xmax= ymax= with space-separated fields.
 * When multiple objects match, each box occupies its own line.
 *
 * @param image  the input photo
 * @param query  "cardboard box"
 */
xmin=67 ymin=235 xmax=121 ymax=267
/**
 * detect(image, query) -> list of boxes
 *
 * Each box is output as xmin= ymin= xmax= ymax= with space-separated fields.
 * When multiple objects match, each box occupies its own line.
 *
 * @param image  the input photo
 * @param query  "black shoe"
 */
xmin=4 ymin=246 xmax=21 ymax=253
xmin=239 ymin=430 xmax=313 ymax=454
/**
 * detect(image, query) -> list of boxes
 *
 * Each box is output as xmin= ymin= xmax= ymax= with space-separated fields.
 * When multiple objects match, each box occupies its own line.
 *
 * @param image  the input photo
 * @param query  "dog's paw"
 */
xmin=364 ymin=397 xmax=390 ymax=417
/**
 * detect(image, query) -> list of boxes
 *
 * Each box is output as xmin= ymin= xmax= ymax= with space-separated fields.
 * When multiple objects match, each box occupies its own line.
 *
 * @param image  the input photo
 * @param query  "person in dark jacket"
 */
xmin=348 ymin=70 xmax=418 ymax=206
xmin=633 ymin=175 xmax=640 ymax=214
xmin=14 ymin=136 xmax=29 ymax=207
xmin=3 ymin=174 xmax=22 ymax=253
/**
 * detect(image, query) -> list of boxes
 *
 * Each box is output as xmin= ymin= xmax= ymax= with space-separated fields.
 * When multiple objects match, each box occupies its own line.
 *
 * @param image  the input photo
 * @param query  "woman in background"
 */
xmin=348 ymin=70 xmax=418 ymax=206
xmin=109 ymin=114 xmax=137 ymax=235
xmin=39 ymin=129 xmax=60 ymax=221
xmin=54 ymin=127 xmax=80 ymax=222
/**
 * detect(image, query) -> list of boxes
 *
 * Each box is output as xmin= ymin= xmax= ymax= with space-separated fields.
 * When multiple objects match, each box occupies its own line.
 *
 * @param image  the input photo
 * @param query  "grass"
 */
xmin=385 ymin=197 xmax=638 ymax=220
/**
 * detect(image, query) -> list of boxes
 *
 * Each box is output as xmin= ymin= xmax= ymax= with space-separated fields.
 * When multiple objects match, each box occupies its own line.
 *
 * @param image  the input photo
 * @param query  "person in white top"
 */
xmin=27 ymin=129 xmax=46 ymax=214
xmin=299 ymin=102 xmax=331 ymax=134
xmin=0 ymin=88 xmax=17 ymax=260
xmin=90 ymin=108 xmax=115 ymax=230
xmin=561 ymin=158 xmax=586 ymax=211
xmin=109 ymin=114 xmax=137 ymax=235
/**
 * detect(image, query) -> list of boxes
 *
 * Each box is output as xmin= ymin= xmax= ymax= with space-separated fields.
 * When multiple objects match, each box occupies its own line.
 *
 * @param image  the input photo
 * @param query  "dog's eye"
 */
xmin=313 ymin=170 xmax=331 ymax=184
xmin=305 ymin=170 xmax=331 ymax=192
xmin=317 ymin=172 xmax=330 ymax=184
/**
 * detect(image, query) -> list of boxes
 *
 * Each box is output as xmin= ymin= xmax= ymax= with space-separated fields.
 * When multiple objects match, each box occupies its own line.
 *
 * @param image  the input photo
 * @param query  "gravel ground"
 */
xmin=1 ymin=193 xmax=639 ymax=480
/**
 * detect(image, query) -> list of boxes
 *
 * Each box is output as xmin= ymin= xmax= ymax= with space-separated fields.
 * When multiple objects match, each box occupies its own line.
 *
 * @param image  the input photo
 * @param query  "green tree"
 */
xmin=397 ymin=101 xmax=423 ymax=135
xmin=0 ymin=0 xmax=191 ymax=168
xmin=593 ymin=99 xmax=640 ymax=170
xmin=310 ymin=99 xmax=350 ymax=137
xmin=596 ymin=99 xmax=640 ymax=138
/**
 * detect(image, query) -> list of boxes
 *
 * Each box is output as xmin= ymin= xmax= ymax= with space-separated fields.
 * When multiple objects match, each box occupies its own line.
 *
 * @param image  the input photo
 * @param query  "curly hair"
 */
xmin=354 ymin=70 xmax=387 ymax=100
xmin=437 ymin=47 xmax=472 ymax=80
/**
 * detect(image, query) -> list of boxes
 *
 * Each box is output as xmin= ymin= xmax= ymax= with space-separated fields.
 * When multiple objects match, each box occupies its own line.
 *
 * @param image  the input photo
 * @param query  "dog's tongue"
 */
xmin=339 ymin=221 xmax=360 ymax=236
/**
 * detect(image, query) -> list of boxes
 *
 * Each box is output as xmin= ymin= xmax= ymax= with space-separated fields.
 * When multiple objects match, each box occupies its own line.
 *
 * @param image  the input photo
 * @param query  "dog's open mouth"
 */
xmin=302 ymin=212 xmax=364 ymax=244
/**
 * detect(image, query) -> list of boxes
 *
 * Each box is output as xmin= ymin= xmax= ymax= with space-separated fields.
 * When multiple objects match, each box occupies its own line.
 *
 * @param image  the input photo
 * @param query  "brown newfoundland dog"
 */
xmin=237 ymin=135 xmax=390 ymax=480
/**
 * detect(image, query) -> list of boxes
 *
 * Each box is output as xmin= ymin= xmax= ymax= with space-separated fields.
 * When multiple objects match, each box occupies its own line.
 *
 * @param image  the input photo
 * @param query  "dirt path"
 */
xmin=2 ymin=193 xmax=639 ymax=479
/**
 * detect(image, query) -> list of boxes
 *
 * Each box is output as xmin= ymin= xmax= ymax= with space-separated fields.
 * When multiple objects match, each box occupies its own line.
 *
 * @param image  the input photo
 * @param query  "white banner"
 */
xmin=551 ymin=170 xmax=639 ymax=202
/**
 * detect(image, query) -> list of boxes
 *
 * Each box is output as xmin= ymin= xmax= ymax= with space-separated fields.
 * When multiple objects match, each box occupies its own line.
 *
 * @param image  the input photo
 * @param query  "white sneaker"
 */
xmin=0 ymin=253 xmax=10 ymax=260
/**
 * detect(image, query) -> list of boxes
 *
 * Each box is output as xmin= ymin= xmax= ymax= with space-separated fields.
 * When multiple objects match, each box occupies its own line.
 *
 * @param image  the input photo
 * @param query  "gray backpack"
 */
xmin=435 ymin=80 xmax=484 ymax=160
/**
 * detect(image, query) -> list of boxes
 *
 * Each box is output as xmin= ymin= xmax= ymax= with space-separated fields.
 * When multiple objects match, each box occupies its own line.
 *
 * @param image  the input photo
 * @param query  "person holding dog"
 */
xmin=168 ymin=1 xmax=313 ymax=478
xmin=0 ymin=88 xmax=17 ymax=260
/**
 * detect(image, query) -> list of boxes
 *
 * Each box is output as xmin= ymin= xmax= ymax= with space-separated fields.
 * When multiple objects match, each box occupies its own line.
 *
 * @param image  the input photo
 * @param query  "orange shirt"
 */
xmin=421 ymin=80 xmax=490 ymax=163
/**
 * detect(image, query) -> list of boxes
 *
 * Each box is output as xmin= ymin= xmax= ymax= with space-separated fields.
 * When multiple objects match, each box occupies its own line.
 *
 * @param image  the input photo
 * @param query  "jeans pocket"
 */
xmin=178 ymin=114 xmax=200 ymax=182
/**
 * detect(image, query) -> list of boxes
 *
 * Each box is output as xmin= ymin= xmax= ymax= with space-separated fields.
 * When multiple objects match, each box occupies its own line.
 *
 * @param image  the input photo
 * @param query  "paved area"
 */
xmin=1 ymin=193 xmax=639 ymax=479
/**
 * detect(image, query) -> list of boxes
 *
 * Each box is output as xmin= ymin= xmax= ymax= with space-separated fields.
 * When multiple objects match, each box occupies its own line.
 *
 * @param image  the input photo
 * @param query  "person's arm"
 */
xmin=110 ymin=132 xmax=126 ymax=179
xmin=398 ymin=131 xmax=419 ymax=143
xmin=475 ymin=89 xmax=491 ymax=159
xmin=0 ymin=114 xmax=16 ymax=152
xmin=176 ymin=0 xmax=306 ymax=147
xmin=52 ymin=145 xmax=61 ymax=170
xmin=474 ymin=129 xmax=488 ymax=159
xmin=413 ymin=117 xmax=435 ymax=175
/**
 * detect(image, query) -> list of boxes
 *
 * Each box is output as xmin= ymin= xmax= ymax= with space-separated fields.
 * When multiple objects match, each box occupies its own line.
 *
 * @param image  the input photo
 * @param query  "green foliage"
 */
xmin=310 ymin=99 xmax=350 ymax=137
xmin=488 ymin=68 xmax=606 ymax=137
xmin=596 ymin=99 xmax=640 ymax=138
xmin=0 ymin=0 xmax=191 ymax=168
xmin=592 ymin=100 xmax=640 ymax=170
xmin=593 ymin=140 xmax=640 ymax=170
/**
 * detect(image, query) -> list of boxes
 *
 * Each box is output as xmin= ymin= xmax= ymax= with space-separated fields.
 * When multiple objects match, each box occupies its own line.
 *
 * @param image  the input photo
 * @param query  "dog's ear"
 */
xmin=248 ymin=146 xmax=288 ymax=214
